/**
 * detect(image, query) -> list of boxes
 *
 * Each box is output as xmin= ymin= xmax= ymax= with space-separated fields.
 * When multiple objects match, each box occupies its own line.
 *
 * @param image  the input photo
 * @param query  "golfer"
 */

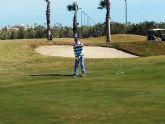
xmin=73 ymin=37 xmax=86 ymax=77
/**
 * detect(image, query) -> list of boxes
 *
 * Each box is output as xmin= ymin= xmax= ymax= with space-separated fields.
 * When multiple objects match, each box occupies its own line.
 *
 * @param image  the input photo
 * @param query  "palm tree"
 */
xmin=67 ymin=2 xmax=79 ymax=38
xmin=45 ymin=0 xmax=53 ymax=40
xmin=98 ymin=0 xmax=111 ymax=43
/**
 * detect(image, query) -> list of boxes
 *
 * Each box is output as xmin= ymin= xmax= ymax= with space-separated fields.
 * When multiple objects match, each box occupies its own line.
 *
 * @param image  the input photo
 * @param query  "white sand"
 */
xmin=35 ymin=45 xmax=138 ymax=58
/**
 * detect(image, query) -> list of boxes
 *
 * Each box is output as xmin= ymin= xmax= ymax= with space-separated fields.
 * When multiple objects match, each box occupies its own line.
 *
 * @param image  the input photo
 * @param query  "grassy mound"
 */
xmin=1 ymin=34 xmax=165 ymax=57
xmin=111 ymin=41 xmax=165 ymax=56
xmin=112 ymin=34 xmax=146 ymax=42
xmin=82 ymin=34 xmax=165 ymax=57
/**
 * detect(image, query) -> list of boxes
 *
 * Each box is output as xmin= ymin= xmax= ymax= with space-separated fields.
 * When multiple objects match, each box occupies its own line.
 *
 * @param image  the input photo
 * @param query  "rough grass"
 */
xmin=111 ymin=41 xmax=165 ymax=56
xmin=0 ymin=36 xmax=165 ymax=124
xmin=112 ymin=34 xmax=146 ymax=42
xmin=28 ymin=34 xmax=146 ymax=47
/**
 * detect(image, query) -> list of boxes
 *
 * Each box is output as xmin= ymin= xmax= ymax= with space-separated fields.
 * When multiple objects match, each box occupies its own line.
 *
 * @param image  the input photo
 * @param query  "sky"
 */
xmin=0 ymin=0 xmax=165 ymax=27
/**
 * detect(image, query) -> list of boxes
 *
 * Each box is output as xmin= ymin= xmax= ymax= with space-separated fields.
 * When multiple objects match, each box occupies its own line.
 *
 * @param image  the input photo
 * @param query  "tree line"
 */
xmin=0 ymin=21 xmax=165 ymax=40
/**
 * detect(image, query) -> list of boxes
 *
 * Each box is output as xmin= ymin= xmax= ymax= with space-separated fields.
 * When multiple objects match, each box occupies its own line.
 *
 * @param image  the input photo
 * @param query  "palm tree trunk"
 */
xmin=106 ymin=0 xmax=111 ymax=43
xmin=73 ymin=10 xmax=78 ymax=37
xmin=46 ymin=0 xmax=52 ymax=40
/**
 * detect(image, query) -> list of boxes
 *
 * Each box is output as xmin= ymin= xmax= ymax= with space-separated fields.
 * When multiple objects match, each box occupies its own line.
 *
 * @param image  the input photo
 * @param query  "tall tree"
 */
xmin=98 ymin=0 xmax=111 ymax=43
xmin=45 ymin=0 xmax=53 ymax=40
xmin=67 ymin=2 xmax=79 ymax=38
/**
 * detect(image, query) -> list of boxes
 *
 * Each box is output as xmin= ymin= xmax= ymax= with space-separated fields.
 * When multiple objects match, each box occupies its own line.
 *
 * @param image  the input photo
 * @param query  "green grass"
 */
xmin=0 ymin=37 xmax=165 ymax=124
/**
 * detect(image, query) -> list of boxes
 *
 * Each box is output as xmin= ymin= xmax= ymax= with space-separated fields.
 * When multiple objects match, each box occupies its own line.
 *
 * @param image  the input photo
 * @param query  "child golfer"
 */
xmin=73 ymin=37 xmax=86 ymax=77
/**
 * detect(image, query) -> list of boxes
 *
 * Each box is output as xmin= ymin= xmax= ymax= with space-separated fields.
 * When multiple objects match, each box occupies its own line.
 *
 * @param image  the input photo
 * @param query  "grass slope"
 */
xmin=0 ymin=37 xmax=165 ymax=124
xmin=111 ymin=41 xmax=165 ymax=56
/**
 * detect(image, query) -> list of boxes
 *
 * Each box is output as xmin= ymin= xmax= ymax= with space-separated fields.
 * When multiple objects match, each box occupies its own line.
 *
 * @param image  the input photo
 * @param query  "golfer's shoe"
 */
xmin=82 ymin=73 xmax=86 ymax=77
xmin=73 ymin=74 xmax=78 ymax=78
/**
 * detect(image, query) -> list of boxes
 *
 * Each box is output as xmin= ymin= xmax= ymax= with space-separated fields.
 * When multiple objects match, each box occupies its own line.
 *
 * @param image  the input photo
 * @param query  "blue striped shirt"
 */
xmin=73 ymin=41 xmax=84 ymax=57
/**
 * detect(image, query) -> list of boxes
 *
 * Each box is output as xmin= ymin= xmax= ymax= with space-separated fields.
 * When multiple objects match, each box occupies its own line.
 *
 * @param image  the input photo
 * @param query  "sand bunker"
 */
xmin=35 ymin=45 xmax=138 ymax=58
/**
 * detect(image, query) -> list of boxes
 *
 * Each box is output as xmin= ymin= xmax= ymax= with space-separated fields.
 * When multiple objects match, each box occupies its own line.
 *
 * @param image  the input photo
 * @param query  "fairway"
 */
xmin=0 ymin=39 xmax=165 ymax=124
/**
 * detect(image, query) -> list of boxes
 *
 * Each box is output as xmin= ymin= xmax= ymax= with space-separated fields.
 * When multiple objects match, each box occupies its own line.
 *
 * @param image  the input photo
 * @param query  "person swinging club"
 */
xmin=73 ymin=36 xmax=86 ymax=78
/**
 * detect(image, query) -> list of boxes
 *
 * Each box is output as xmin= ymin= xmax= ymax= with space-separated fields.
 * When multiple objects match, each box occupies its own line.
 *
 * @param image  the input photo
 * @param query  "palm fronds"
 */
xmin=98 ymin=0 xmax=106 ymax=9
xmin=67 ymin=2 xmax=78 ymax=11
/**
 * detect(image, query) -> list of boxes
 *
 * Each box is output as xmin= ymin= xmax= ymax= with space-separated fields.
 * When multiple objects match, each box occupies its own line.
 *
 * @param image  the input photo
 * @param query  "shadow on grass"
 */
xmin=30 ymin=73 xmax=73 ymax=77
